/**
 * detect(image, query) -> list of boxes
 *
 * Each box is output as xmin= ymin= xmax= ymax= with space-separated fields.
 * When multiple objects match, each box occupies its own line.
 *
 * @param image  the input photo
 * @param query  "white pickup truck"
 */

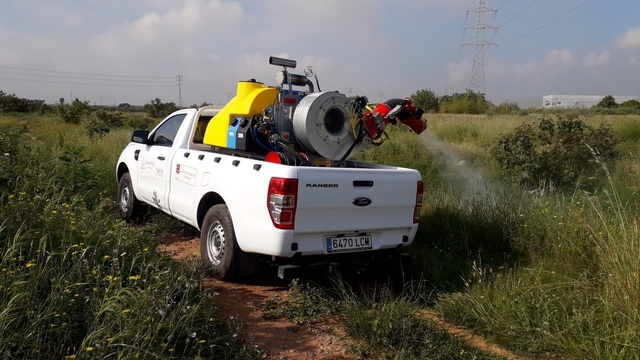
xmin=116 ymin=57 xmax=425 ymax=280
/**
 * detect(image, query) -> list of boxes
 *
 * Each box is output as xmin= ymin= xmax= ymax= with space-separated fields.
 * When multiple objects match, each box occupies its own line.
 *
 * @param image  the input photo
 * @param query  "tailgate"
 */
xmin=294 ymin=167 xmax=421 ymax=234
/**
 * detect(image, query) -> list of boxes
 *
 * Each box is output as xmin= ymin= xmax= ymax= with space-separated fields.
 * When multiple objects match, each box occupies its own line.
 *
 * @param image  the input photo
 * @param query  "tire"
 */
xmin=118 ymin=173 xmax=143 ymax=222
xmin=200 ymin=204 xmax=257 ymax=280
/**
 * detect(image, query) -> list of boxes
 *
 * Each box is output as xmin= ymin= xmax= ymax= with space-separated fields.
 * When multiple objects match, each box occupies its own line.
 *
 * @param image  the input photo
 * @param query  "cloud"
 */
xmin=615 ymin=27 xmax=640 ymax=50
xmin=398 ymin=0 xmax=471 ymax=7
xmin=446 ymin=60 xmax=471 ymax=83
xmin=93 ymin=0 xmax=245 ymax=63
xmin=582 ymin=51 xmax=611 ymax=68
xmin=64 ymin=12 xmax=84 ymax=28
xmin=0 ymin=27 xmax=67 ymax=69
xmin=546 ymin=49 xmax=573 ymax=68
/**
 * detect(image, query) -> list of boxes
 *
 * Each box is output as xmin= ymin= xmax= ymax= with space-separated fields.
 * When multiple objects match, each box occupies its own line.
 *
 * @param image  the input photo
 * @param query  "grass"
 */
xmin=3 ymin=110 xmax=640 ymax=359
xmin=0 ymin=115 xmax=257 ymax=359
xmin=417 ymin=114 xmax=640 ymax=359
xmin=354 ymin=112 xmax=640 ymax=359
xmin=259 ymin=277 xmax=503 ymax=359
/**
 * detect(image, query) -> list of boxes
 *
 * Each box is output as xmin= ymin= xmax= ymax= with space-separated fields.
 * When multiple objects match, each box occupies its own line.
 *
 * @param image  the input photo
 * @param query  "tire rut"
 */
xmin=159 ymin=234 xmax=525 ymax=360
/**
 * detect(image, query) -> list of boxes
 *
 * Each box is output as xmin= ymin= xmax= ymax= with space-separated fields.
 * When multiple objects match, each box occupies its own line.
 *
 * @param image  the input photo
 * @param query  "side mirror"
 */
xmin=131 ymin=130 xmax=150 ymax=144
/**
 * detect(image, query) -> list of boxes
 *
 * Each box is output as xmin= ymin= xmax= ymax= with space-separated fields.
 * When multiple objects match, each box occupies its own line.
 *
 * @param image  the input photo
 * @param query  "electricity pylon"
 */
xmin=464 ymin=0 xmax=497 ymax=95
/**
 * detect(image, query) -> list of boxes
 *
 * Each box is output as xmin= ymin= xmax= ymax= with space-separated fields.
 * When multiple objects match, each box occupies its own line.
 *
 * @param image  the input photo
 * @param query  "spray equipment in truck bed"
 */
xmin=202 ymin=56 xmax=427 ymax=165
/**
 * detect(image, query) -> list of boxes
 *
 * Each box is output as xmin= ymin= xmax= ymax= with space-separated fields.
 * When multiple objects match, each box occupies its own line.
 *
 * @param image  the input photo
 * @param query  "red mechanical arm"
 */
xmin=360 ymin=98 xmax=426 ymax=142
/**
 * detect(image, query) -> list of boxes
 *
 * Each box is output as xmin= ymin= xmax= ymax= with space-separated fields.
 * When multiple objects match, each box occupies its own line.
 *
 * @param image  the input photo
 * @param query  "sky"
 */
xmin=1 ymin=0 xmax=639 ymax=108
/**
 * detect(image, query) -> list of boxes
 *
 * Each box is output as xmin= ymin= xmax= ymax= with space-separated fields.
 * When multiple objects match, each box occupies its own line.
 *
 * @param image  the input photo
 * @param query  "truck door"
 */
xmin=137 ymin=114 xmax=186 ymax=211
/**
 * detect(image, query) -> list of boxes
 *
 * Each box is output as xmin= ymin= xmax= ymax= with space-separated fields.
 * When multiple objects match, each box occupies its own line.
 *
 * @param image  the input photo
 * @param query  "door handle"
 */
xmin=157 ymin=156 xmax=166 ymax=161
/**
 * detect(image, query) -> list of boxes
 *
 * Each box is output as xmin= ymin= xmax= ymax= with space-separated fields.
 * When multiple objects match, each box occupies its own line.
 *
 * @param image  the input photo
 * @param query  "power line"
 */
xmin=0 ymin=70 xmax=172 ymax=84
xmin=499 ymin=0 xmax=593 ymax=45
xmin=183 ymin=77 xmax=235 ymax=91
xmin=495 ymin=0 xmax=510 ymax=11
xmin=0 ymin=76 xmax=175 ymax=88
xmin=0 ymin=64 xmax=173 ymax=79
xmin=496 ymin=0 xmax=542 ymax=27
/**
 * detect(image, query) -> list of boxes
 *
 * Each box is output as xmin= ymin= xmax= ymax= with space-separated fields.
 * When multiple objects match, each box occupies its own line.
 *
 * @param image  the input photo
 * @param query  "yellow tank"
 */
xmin=203 ymin=80 xmax=278 ymax=147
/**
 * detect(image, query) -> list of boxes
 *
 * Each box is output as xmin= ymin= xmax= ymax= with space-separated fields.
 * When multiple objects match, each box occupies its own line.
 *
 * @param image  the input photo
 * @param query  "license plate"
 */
xmin=326 ymin=235 xmax=372 ymax=253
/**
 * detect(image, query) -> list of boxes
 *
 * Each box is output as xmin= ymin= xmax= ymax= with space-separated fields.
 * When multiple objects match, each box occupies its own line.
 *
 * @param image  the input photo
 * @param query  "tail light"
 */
xmin=414 ymin=180 xmax=424 ymax=223
xmin=268 ymin=177 xmax=298 ymax=229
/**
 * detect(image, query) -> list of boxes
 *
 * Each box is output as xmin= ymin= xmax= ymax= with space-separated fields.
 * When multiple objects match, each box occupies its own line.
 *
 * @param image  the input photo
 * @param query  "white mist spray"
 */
xmin=419 ymin=129 xmax=495 ymax=196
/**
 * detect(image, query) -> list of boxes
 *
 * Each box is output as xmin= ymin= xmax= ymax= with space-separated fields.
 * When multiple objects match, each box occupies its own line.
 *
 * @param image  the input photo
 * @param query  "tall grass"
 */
xmin=436 ymin=185 xmax=640 ymax=358
xmin=0 ymin=119 xmax=256 ymax=358
xmin=417 ymin=114 xmax=640 ymax=359
xmin=358 ymin=113 xmax=640 ymax=358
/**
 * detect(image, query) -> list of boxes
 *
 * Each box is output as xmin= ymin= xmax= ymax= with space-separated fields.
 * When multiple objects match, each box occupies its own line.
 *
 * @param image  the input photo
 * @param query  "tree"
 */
xmin=595 ymin=95 xmax=617 ymax=109
xmin=411 ymin=89 xmax=439 ymax=113
xmin=0 ymin=91 xmax=47 ymax=113
xmin=620 ymin=99 xmax=640 ymax=109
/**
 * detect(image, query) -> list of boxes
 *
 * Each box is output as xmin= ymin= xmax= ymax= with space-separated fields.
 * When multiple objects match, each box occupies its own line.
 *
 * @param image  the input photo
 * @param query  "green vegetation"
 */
xmin=144 ymin=97 xmax=179 ymax=119
xmin=0 ymin=90 xmax=48 ymax=113
xmin=409 ymin=88 xmax=639 ymax=116
xmin=3 ymin=89 xmax=640 ymax=359
xmin=493 ymin=116 xmax=618 ymax=189
xmin=0 ymin=116 xmax=257 ymax=359
xmin=260 ymin=279 xmax=501 ymax=359
xmin=439 ymin=90 xmax=489 ymax=114
xmin=368 ymin=113 xmax=640 ymax=359
xmin=258 ymin=279 xmax=336 ymax=325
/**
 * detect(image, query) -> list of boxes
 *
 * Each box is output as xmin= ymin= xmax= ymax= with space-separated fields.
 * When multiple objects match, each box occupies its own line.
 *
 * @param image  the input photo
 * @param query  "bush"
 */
xmin=124 ymin=113 xmax=156 ymax=130
xmin=57 ymin=99 xmax=91 ymax=124
xmin=439 ymin=90 xmax=489 ymax=114
xmin=0 ymin=129 xmax=24 ymax=193
xmin=492 ymin=116 xmax=618 ymax=189
xmin=85 ymin=109 xmax=124 ymax=138
xmin=490 ymin=102 xmax=521 ymax=116
xmin=144 ymin=98 xmax=179 ymax=119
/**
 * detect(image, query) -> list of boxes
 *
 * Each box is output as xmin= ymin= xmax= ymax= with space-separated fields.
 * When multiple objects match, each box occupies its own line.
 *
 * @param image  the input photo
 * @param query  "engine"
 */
xmin=202 ymin=56 xmax=426 ymax=166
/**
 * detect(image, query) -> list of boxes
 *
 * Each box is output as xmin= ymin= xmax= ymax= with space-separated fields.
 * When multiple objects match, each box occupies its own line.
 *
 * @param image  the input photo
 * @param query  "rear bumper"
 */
xmin=276 ymin=248 xmax=413 ymax=277
xmin=238 ymin=225 xmax=418 ymax=258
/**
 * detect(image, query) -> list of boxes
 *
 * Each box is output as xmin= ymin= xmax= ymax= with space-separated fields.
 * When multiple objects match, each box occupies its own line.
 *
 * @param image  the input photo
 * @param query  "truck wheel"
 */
xmin=200 ymin=204 xmax=257 ymax=280
xmin=118 ymin=173 xmax=143 ymax=222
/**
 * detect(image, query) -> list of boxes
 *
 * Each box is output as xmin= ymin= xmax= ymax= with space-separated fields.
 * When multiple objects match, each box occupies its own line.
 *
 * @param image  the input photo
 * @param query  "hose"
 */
xmin=334 ymin=123 xmax=367 ymax=167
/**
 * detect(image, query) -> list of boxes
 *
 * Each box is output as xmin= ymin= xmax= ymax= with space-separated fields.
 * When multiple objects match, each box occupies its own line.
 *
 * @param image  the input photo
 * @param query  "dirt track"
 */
xmin=159 ymin=235 xmax=523 ymax=360
xmin=158 ymin=236 xmax=356 ymax=359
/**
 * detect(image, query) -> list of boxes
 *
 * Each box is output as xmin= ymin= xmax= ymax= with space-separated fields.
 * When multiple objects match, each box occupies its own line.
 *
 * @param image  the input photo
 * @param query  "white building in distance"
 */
xmin=542 ymin=95 xmax=639 ymax=109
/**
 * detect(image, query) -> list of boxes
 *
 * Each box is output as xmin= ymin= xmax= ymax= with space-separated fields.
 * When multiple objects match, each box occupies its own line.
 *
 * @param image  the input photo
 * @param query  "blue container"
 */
xmin=227 ymin=117 xmax=242 ymax=149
